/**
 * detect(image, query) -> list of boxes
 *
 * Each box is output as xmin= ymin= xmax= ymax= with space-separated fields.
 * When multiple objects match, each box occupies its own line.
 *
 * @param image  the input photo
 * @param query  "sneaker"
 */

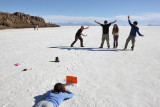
xmin=108 ymin=46 xmax=110 ymax=49
xmin=99 ymin=47 xmax=103 ymax=48
xmin=71 ymin=45 xmax=73 ymax=47
xmin=81 ymin=46 xmax=84 ymax=47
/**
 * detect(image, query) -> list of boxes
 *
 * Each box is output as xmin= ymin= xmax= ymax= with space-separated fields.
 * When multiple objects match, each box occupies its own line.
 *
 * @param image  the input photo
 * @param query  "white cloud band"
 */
xmin=42 ymin=13 xmax=160 ymax=25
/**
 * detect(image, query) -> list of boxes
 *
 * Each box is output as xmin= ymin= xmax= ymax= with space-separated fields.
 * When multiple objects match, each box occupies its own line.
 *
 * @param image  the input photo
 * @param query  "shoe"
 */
xmin=108 ymin=46 xmax=110 ymax=49
xmin=99 ymin=47 xmax=103 ymax=48
xmin=71 ymin=45 xmax=73 ymax=47
xmin=81 ymin=46 xmax=84 ymax=47
xmin=131 ymin=47 xmax=134 ymax=51
xmin=123 ymin=48 xmax=126 ymax=50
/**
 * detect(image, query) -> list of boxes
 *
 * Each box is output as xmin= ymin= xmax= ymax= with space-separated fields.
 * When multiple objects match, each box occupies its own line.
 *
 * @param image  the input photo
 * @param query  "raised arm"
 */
xmin=110 ymin=20 xmax=117 ymax=24
xmin=95 ymin=20 xmax=102 ymax=25
xmin=84 ymin=26 xmax=89 ymax=29
xmin=128 ymin=16 xmax=133 ymax=26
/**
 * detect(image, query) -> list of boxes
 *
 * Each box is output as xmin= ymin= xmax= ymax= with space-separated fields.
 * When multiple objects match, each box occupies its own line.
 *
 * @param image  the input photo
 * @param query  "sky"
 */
xmin=0 ymin=0 xmax=160 ymax=25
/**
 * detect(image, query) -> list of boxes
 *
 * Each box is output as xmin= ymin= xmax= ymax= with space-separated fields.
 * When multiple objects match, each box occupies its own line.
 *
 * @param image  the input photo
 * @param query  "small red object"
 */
xmin=66 ymin=76 xmax=77 ymax=84
xmin=14 ymin=63 xmax=20 ymax=66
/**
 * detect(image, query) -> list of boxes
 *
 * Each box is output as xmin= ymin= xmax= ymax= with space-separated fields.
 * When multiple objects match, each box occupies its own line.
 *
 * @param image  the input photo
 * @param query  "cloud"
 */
xmin=42 ymin=16 xmax=108 ymax=23
xmin=42 ymin=13 xmax=160 ymax=25
xmin=116 ymin=13 xmax=160 ymax=21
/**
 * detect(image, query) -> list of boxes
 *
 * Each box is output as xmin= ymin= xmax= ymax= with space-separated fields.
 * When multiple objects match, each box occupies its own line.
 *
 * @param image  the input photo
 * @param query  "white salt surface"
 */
xmin=0 ymin=26 xmax=160 ymax=107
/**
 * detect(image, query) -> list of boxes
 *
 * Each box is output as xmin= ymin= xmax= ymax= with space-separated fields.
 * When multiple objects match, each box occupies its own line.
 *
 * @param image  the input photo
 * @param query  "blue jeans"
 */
xmin=36 ymin=100 xmax=54 ymax=107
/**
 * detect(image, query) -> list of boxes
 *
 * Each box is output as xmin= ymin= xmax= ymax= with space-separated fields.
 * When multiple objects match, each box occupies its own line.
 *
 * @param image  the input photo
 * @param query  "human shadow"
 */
xmin=63 ymin=83 xmax=74 ymax=86
xmin=32 ymin=90 xmax=50 ymax=107
xmin=48 ymin=46 xmax=122 ymax=52
xmin=91 ymin=48 xmax=122 ymax=51
xmin=49 ymin=61 xmax=56 ymax=62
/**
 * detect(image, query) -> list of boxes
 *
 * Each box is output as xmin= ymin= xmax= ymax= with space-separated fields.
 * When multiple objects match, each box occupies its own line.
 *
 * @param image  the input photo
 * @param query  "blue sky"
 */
xmin=1 ymin=0 xmax=160 ymax=25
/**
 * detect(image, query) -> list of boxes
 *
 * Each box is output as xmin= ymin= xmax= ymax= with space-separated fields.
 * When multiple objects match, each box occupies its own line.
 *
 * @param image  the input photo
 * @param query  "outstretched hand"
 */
xmin=128 ymin=15 xmax=130 ymax=19
xmin=82 ymin=34 xmax=87 ymax=36
xmin=86 ymin=25 xmax=89 ymax=29
xmin=64 ymin=86 xmax=67 ymax=91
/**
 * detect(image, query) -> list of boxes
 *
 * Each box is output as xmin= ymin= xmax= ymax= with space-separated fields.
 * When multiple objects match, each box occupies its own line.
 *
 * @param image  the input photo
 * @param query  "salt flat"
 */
xmin=0 ymin=26 xmax=160 ymax=107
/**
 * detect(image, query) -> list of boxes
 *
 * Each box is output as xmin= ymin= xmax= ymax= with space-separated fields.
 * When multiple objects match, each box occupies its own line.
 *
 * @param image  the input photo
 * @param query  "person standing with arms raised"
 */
xmin=95 ymin=20 xmax=116 ymax=48
xmin=123 ymin=16 xmax=144 ymax=50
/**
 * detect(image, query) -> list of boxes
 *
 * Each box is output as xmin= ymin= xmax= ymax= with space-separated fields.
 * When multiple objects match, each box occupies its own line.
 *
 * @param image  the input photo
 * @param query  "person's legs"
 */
xmin=36 ymin=101 xmax=54 ymax=107
xmin=79 ymin=36 xmax=84 ymax=47
xmin=106 ymin=34 xmax=110 ymax=48
xmin=124 ymin=35 xmax=132 ymax=49
xmin=115 ymin=36 xmax=118 ymax=47
xmin=131 ymin=36 xmax=136 ymax=50
xmin=71 ymin=36 xmax=78 ymax=47
xmin=44 ymin=101 xmax=54 ymax=107
xmin=100 ymin=34 xmax=105 ymax=48
xmin=113 ymin=36 xmax=116 ymax=48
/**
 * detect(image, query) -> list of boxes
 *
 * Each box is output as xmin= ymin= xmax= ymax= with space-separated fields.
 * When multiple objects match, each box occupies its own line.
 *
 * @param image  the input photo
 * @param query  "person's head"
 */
xmin=53 ymin=83 xmax=66 ymax=93
xmin=133 ymin=21 xmax=138 ymax=26
xmin=113 ymin=24 xmax=119 ymax=32
xmin=104 ymin=20 xmax=108 ymax=24
xmin=113 ymin=24 xmax=118 ymax=28
xmin=81 ymin=26 xmax=84 ymax=30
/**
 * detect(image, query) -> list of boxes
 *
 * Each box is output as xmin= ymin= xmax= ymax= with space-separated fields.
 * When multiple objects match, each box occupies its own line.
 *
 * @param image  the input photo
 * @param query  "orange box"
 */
xmin=72 ymin=77 xmax=77 ymax=84
xmin=66 ymin=76 xmax=72 ymax=83
xmin=66 ymin=76 xmax=77 ymax=84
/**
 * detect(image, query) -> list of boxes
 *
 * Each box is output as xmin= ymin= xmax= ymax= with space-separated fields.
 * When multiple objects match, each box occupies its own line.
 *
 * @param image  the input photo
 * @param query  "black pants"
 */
xmin=113 ymin=35 xmax=119 ymax=47
xmin=71 ymin=36 xmax=83 ymax=47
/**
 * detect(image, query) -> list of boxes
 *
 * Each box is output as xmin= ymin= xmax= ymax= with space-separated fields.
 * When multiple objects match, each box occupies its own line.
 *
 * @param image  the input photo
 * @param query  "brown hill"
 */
xmin=0 ymin=11 xmax=59 ymax=29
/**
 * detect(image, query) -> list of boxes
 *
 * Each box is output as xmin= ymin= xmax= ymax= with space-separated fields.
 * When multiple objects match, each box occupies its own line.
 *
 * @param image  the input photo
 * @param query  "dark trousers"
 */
xmin=71 ymin=36 xmax=83 ymax=47
xmin=124 ymin=35 xmax=136 ymax=49
xmin=113 ymin=35 xmax=119 ymax=47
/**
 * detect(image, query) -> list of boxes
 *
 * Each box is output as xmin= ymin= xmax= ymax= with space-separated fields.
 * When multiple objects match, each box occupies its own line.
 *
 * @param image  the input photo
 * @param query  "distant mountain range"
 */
xmin=147 ymin=24 xmax=160 ymax=26
xmin=0 ymin=11 xmax=59 ymax=29
xmin=56 ymin=22 xmax=97 ymax=26
xmin=56 ymin=22 xmax=160 ymax=26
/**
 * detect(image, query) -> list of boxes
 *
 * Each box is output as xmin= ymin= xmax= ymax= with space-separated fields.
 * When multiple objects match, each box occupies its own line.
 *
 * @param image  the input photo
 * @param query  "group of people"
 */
xmin=71 ymin=16 xmax=144 ymax=50
xmin=35 ymin=15 xmax=144 ymax=107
